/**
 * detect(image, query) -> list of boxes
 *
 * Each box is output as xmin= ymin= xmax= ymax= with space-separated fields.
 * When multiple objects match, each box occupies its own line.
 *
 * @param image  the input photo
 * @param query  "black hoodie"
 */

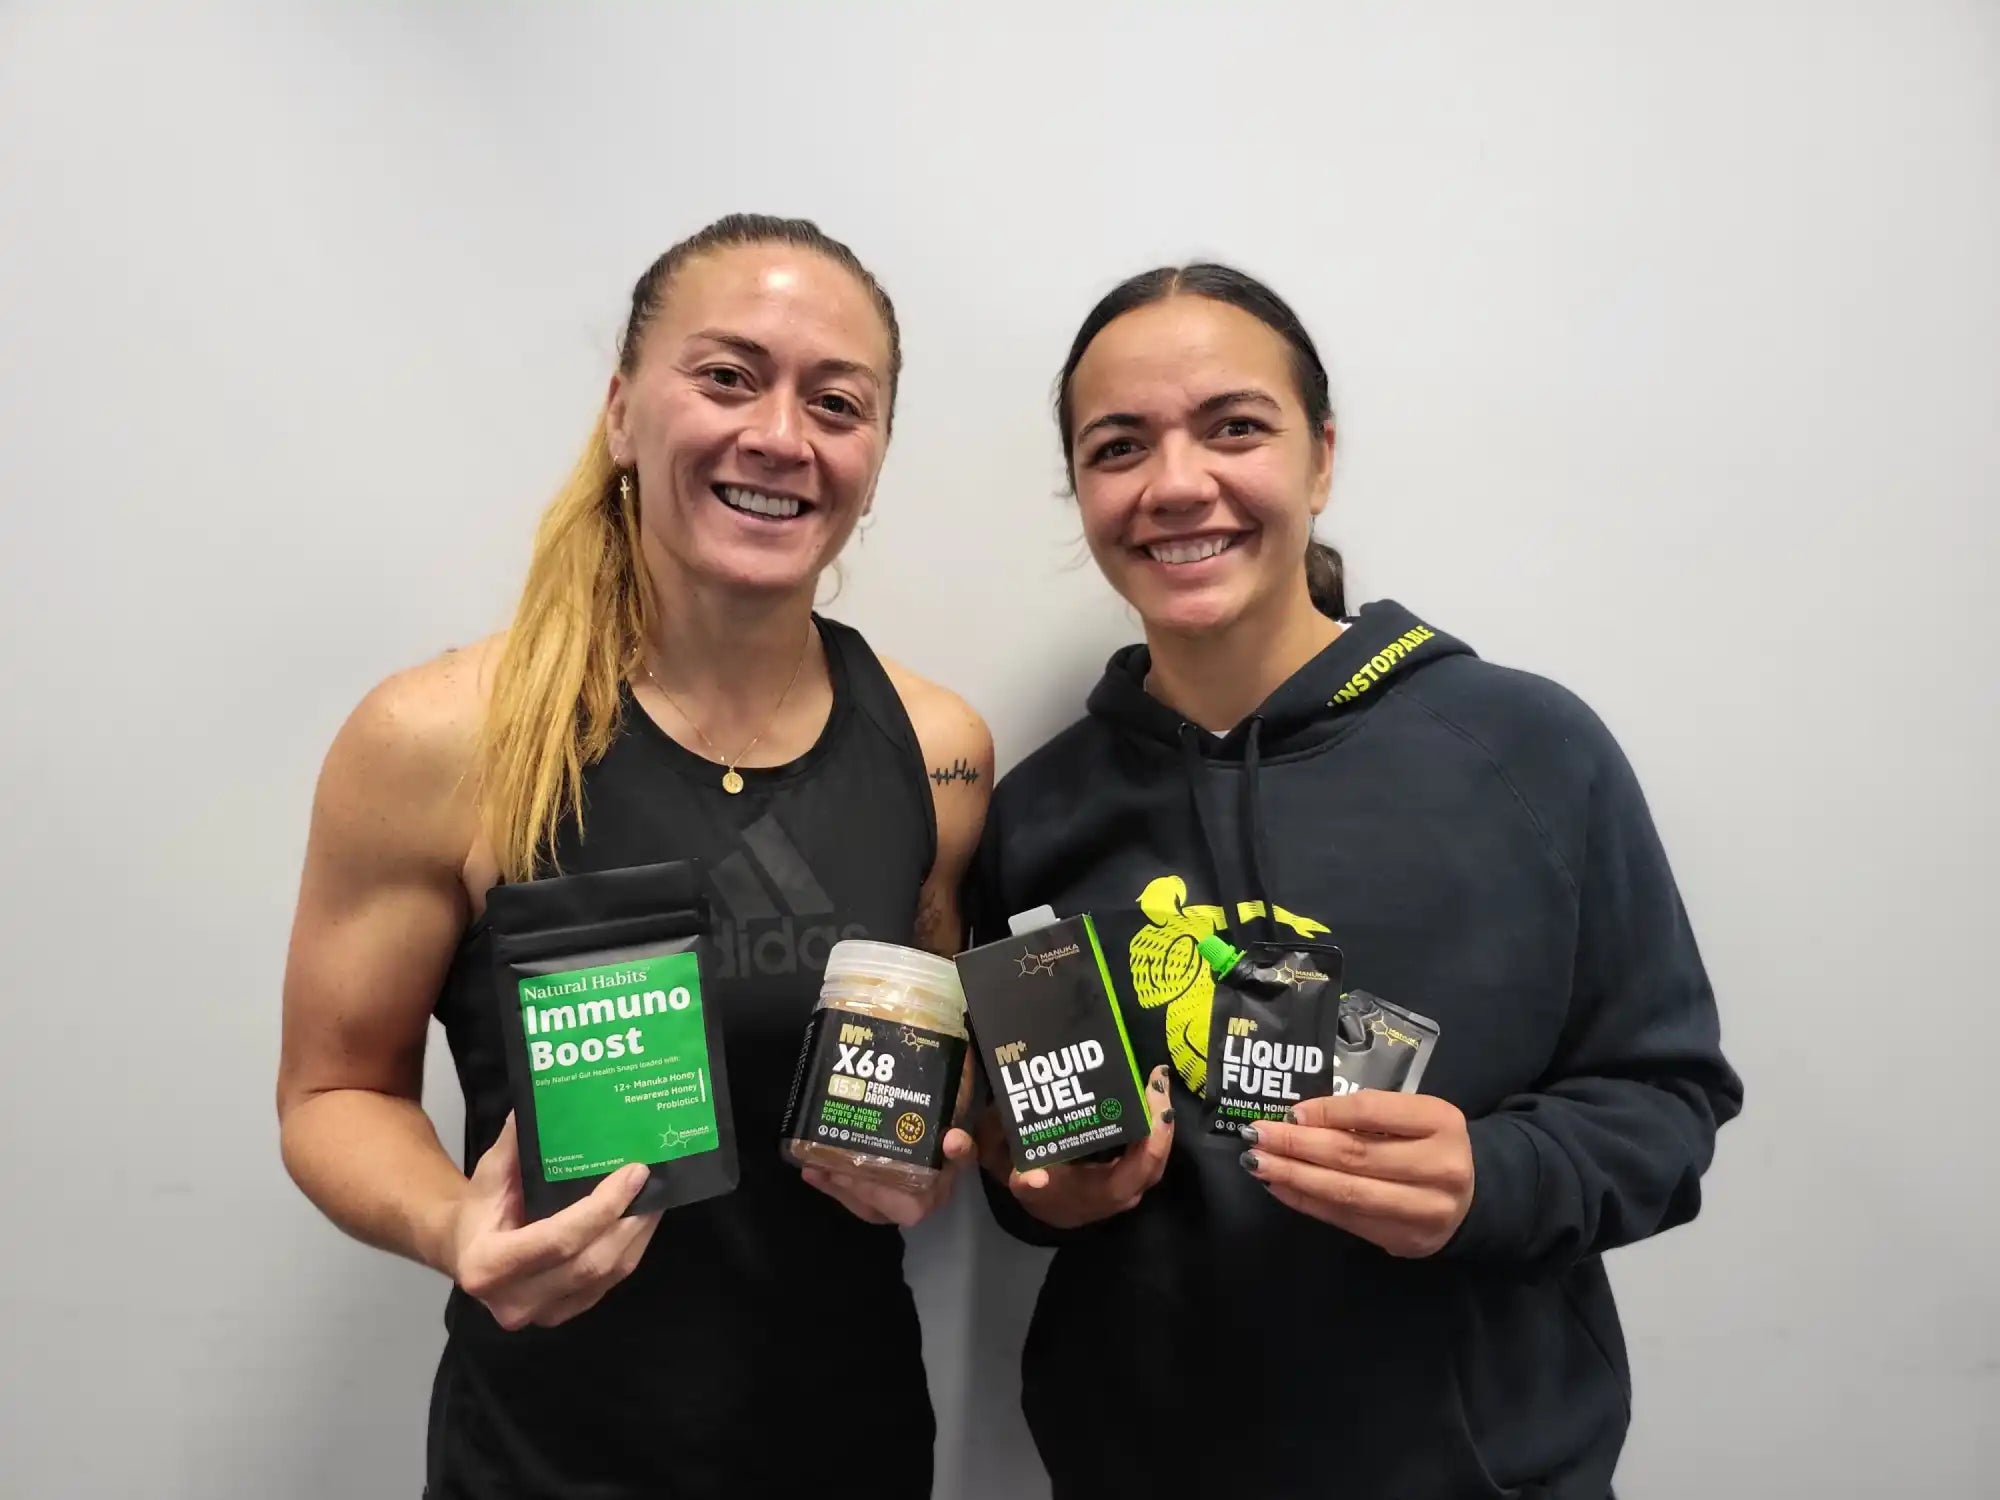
xmin=970 ymin=601 xmax=1742 ymax=1500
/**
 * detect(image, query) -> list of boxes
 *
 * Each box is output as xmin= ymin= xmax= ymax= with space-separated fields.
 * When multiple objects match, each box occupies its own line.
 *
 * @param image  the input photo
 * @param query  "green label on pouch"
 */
xmin=518 ymin=952 xmax=719 ymax=1181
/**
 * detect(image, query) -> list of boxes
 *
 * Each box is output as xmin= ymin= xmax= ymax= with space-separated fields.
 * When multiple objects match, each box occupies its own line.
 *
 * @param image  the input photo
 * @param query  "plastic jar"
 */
xmin=780 ymin=940 xmax=970 ymax=1193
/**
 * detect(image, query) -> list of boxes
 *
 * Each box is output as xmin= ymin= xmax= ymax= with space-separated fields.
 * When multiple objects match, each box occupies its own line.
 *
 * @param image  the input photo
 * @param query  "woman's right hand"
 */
xmin=443 ymin=1115 xmax=663 ymax=1331
xmin=988 ymin=1065 xmax=1177 ymax=1229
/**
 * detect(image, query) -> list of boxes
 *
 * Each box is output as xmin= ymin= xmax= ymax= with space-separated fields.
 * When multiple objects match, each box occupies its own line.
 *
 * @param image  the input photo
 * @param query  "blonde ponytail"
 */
xmin=475 ymin=416 xmax=649 ymax=882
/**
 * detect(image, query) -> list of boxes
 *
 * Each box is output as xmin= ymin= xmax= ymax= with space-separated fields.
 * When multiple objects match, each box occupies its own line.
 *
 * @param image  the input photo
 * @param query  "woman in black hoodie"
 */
xmin=970 ymin=264 xmax=1743 ymax=1499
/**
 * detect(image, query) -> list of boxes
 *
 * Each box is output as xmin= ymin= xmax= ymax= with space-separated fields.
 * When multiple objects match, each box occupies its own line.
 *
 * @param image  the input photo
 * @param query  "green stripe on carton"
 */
xmin=1082 ymin=914 xmax=1150 ymax=1121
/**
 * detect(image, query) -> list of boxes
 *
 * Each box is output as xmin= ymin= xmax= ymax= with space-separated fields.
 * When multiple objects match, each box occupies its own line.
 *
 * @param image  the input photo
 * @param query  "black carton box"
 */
xmin=955 ymin=914 xmax=1151 ymax=1171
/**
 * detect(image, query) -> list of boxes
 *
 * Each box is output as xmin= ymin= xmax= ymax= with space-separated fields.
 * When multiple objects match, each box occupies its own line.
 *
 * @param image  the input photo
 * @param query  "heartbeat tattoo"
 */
xmin=930 ymin=759 xmax=981 ymax=787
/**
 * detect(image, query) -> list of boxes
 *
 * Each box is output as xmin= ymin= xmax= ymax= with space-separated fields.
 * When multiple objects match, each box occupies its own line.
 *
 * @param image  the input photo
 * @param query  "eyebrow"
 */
xmin=1074 ymin=387 xmax=1283 ymax=445
xmin=686 ymin=329 xmax=881 ymax=389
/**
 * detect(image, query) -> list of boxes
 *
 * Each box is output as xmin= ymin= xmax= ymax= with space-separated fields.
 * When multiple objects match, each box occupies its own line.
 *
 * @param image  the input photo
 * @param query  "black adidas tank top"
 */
xmin=425 ymin=617 xmax=938 ymax=1500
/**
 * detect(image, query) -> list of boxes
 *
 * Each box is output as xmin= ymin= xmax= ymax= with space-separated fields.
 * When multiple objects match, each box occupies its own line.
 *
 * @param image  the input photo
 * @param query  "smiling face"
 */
xmin=1066 ymin=295 xmax=1334 ymax=638
xmin=605 ymin=243 xmax=894 ymax=597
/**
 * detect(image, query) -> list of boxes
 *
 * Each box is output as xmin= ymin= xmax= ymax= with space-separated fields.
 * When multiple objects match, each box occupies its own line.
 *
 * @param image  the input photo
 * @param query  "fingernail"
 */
xmin=1159 ymin=1109 xmax=1176 ymax=1126
xmin=623 ymin=1163 xmax=650 ymax=1187
xmin=1151 ymin=1071 xmax=1168 ymax=1094
xmin=1240 ymin=1150 xmax=1261 ymax=1173
xmin=1239 ymin=1124 xmax=1258 ymax=1145
xmin=1283 ymin=1108 xmax=1299 ymax=1125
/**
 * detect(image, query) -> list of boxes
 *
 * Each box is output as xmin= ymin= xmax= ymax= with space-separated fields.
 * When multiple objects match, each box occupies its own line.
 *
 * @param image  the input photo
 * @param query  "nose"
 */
xmin=740 ymin=389 xmax=811 ymax=470
xmin=1142 ymin=431 xmax=1221 ymax=514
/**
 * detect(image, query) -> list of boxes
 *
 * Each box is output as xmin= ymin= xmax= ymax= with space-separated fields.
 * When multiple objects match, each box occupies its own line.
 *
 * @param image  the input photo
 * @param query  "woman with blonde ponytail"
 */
xmin=278 ymin=215 xmax=991 ymax=1498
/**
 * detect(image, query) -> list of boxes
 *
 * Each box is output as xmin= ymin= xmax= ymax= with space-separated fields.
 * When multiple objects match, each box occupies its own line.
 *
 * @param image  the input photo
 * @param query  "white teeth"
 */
xmin=1147 ymin=536 xmax=1233 ymax=565
xmin=719 ymin=485 xmax=803 ymax=518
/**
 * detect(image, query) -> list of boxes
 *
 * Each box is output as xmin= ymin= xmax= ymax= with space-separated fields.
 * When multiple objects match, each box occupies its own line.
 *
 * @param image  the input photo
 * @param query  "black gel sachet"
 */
xmin=1200 ymin=936 xmax=1345 ymax=1135
xmin=1200 ymin=935 xmax=1440 ymax=1135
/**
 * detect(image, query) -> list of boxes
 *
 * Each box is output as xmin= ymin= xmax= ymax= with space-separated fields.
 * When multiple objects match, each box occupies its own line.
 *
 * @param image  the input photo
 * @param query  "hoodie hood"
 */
xmin=1082 ymin=600 xmax=1475 ymax=944
xmin=1085 ymin=598 xmax=1473 ymax=758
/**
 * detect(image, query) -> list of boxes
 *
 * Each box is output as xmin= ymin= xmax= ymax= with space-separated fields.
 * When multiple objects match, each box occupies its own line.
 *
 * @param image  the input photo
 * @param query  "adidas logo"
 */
xmin=707 ymin=812 xmax=869 ymax=979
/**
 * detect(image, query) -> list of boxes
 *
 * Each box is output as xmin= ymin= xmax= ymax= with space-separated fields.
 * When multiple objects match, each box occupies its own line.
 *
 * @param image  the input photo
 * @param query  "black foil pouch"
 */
xmin=1330 ymin=988 xmax=1441 ymax=1096
xmin=488 ymin=859 xmax=738 ymax=1220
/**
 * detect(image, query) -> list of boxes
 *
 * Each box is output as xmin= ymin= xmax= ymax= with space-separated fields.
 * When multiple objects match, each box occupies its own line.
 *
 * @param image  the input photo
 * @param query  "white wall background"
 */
xmin=2 ymin=2 xmax=1995 ymax=1495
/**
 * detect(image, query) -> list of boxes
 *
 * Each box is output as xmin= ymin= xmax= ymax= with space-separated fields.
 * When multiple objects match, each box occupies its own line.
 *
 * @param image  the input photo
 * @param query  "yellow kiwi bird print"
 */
xmin=1125 ymin=875 xmax=1330 ymax=1092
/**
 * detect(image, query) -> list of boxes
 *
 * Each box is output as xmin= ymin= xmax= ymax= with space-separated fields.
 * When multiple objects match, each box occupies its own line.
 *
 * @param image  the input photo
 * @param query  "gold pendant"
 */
xmin=721 ymin=769 xmax=745 ymax=795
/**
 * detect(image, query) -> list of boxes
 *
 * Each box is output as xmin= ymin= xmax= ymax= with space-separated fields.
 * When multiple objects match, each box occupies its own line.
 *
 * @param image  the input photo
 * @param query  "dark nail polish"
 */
xmin=1283 ymin=1108 xmax=1299 ymax=1125
xmin=1159 ymin=1109 xmax=1176 ymax=1126
xmin=1151 ymin=1073 xmax=1168 ymax=1093
xmin=1240 ymin=1150 xmax=1261 ymax=1173
xmin=1239 ymin=1124 xmax=1259 ymax=1146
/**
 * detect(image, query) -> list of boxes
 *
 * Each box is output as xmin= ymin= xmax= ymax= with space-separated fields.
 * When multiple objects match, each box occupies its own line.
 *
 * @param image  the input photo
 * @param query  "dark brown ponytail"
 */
xmin=1305 ymin=539 xmax=1345 ymax=619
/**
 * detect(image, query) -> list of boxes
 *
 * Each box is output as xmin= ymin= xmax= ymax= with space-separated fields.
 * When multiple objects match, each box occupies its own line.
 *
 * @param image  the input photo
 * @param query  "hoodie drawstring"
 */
xmin=1241 ymin=716 xmax=1278 ymax=944
xmin=1178 ymin=718 xmax=1279 ymax=947
xmin=1178 ymin=725 xmax=1234 ymax=934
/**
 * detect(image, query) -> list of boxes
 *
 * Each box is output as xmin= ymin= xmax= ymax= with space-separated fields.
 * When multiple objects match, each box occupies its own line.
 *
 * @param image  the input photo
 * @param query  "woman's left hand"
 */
xmin=1239 ymin=1091 xmax=1475 ymax=1257
xmin=802 ymin=1051 xmax=979 ymax=1227
xmin=802 ymin=1128 xmax=977 ymax=1227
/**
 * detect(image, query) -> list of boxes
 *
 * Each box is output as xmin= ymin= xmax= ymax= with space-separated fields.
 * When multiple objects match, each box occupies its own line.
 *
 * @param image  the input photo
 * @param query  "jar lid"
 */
xmin=824 ymin=939 xmax=965 ymax=1005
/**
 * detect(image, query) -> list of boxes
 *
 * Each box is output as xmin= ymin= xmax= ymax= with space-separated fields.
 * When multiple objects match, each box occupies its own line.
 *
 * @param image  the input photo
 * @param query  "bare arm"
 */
xmin=276 ymin=649 xmax=486 ymax=1274
xmin=884 ymin=662 xmax=994 ymax=959
xmin=280 ymin=643 xmax=676 ymax=1327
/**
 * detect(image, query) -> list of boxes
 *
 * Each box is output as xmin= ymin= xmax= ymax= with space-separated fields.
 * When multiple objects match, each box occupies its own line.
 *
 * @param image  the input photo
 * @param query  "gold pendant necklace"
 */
xmin=642 ymin=629 xmax=813 ymax=795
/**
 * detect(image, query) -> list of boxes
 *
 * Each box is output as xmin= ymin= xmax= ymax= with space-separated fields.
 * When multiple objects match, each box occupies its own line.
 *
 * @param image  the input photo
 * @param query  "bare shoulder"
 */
xmin=334 ymin=634 xmax=500 ymax=782
xmin=880 ymin=656 xmax=994 ymax=792
xmin=316 ymin=633 xmax=504 ymax=860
